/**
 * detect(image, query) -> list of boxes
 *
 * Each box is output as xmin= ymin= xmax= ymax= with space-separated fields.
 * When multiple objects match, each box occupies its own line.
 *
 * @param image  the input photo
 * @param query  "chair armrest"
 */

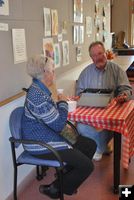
xmin=9 ymin=137 xmax=64 ymax=168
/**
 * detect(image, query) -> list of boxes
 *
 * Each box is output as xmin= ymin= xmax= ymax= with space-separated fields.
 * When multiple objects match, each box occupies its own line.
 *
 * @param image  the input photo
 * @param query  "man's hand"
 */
xmin=116 ymin=93 xmax=127 ymax=103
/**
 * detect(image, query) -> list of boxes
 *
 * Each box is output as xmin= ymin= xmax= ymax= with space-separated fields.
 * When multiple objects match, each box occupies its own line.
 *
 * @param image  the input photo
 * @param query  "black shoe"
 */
xmin=39 ymin=184 xmax=60 ymax=199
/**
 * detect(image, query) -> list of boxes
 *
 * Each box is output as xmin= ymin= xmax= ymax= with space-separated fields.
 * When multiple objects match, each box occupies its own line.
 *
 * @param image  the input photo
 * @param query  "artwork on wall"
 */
xmin=0 ymin=0 xmax=9 ymax=15
xmin=12 ymin=29 xmax=27 ymax=64
xmin=73 ymin=0 xmax=83 ymax=23
xmin=102 ymin=30 xmax=108 ymax=44
xmin=76 ymin=46 xmax=82 ymax=62
xmin=79 ymin=25 xmax=84 ymax=44
xmin=86 ymin=16 xmax=92 ymax=36
xmin=73 ymin=25 xmax=84 ymax=44
xmin=73 ymin=25 xmax=79 ymax=44
xmin=102 ymin=17 xmax=106 ymax=31
xmin=102 ymin=6 xmax=105 ymax=17
xmin=62 ymin=40 xmax=69 ymax=66
xmin=0 ymin=22 xmax=8 ymax=31
xmin=62 ymin=20 xmax=67 ymax=34
xmin=58 ymin=33 xmax=63 ymax=42
xmin=94 ymin=15 xmax=101 ymax=27
xmin=54 ymin=43 xmax=61 ymax=68
xmin=43 ymin=38 xmax=54 ymax=59
xmin=95 ymin=32 xmax=100 ymax=41
xmin=0 ymin=0 xmax=4 ymax=6
xmin=95 ymin=0 xmax=99 ymax=15
xmin=51 ymin=9 xmax=58 ymax=36
xmin=43 ymin=7 xmax=51 ymax=37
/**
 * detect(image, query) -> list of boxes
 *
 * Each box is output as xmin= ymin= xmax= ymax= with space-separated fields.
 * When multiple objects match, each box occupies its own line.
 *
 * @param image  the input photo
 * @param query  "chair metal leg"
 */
xmin=36 ymin=165 xmax=43 ymax=180
xmin=113 ymin=132 xmax=121 ymax=194
xmin=13 ymin=166 xmax=17 ymax=200
xmin=57 ymin=168 xmax=64 ymax=200
xmin=36 ymin=165 xmax=48 ymax=180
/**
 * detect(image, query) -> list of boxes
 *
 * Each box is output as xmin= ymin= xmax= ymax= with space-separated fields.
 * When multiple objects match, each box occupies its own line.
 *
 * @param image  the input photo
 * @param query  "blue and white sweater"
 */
xmin=21 ymin=78 xmax=71 ymax=155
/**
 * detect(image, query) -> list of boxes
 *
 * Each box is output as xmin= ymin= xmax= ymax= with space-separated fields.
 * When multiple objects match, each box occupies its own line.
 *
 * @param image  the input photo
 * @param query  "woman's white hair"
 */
xmin=27 ymin=54 xmax=54 ymax=80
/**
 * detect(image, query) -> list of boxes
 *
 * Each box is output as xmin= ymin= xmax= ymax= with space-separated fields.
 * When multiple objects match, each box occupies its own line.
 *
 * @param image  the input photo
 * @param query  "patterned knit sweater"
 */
xmin=21 ymin=78 xmax=72 ymax=155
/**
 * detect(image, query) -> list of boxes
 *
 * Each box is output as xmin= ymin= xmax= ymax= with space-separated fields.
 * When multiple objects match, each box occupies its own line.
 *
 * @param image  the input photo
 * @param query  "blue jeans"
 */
xmin=77 ymin=123 xmax=113 ymax=154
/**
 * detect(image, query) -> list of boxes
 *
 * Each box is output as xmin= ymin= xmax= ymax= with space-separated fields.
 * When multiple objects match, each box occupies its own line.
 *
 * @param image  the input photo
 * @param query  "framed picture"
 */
xmin=74 ymin=0 xmax=83 ymax=23
xmin=43 ymin=8 xmax=51 ymax=37
xmin=0 ymin=0 xmax=9 ymax=15
xmin=12 ymin=29 xmax=27 ymax=64
xmin=73 ymin=25 xmax=79 ymax=44
xmin=86 ymin=16 xmax=92 ymax=35
xmin=43 ymin=38 xmax=54 ymax=59
xmin=51 ymin=9 xmax=58 ymax=36
xmin=95 ymin=0 xmax=99 ymax=14
xmin=62 ymin=40 xmax=69 ymax=66
xmin=79 ymin=25 xmax=84 ymax=44
xmin=76 ymin=46 xmax=82 ymax=62
xmin=54 ymin=43 xmax=61 ymax=68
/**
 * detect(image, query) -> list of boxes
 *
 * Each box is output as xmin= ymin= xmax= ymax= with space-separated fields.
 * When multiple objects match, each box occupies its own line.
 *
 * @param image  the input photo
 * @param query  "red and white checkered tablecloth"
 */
xmin=68 ymin=100 xmax=134 ymax=169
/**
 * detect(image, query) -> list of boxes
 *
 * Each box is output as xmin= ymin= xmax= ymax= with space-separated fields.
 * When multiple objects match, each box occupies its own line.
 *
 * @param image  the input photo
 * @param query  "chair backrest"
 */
xmin=9 ymin=107 xmax=24 ymax=148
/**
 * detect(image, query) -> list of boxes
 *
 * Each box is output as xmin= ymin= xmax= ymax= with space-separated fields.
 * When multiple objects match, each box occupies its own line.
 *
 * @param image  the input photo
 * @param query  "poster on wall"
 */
xmin=51 ymin=9 xmax=58 ymax=36
xmin=95 ymin=32 xmax=100 ymax=41
xmin=62 ymin=40 xmax=69 ymax=66
xmin=54 ymin=43 xmax=61 ymax=68
xmin=62 ymin=20 xmax=67 ymax=34
xmin=12 ymin=29 xmax=27 ymax=64
xmin=95 ymin=0 xmax=100 ymax=14
xmin=79 ymin=25 xmax=84 ymax=44
xmin=73 ymin=25 xmax=79 ymax=44
xmin=74 ymin=0 xmax=83 ymax=23
xmin=43 ymin=7 xmax=51 ymax=37
xmin=76 ymin=46 xmax=82 ymax=62
xmin=0 ymin=0 xmax=9 ymax=15
xmin=43 ymin=38 xmax=54 ymax=59
xmin=86 ymin=16 xmax=92 ymax=35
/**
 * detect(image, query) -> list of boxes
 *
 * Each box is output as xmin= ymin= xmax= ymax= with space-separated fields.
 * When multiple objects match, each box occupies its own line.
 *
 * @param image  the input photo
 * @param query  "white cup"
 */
xmin=67 ymin=100 xmax=77 ymax=112
xmin=57 ymin=88 xmax=64 ymax=94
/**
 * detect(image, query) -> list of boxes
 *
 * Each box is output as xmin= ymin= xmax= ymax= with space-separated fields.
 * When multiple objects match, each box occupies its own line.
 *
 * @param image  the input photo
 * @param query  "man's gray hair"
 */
xmin=88 ymin=41 xmax=106 ymax=57
xmin=27 ymin=54 xmax=54 ymax=80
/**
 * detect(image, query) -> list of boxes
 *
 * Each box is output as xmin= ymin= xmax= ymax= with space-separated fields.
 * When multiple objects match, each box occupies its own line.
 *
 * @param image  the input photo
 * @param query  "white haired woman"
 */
xmin=21 ymin=54 xmax=96 ymax=199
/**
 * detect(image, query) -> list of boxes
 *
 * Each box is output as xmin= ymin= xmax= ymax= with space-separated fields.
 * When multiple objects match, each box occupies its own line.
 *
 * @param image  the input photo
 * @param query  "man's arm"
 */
xmin=115 ymin=67 xmax=132 ymax=102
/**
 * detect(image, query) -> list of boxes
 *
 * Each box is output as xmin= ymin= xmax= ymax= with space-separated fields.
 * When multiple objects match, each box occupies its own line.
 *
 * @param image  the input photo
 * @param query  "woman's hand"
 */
xmin=67 ymin=96 xmax=80 ymax=101
xmin=57 ymin=94 xmax=68 ymax=102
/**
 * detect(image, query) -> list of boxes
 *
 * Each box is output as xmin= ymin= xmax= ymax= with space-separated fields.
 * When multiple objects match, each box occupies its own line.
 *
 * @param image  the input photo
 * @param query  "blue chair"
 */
xmin=9 ymin=106 xmax=68 ymax=200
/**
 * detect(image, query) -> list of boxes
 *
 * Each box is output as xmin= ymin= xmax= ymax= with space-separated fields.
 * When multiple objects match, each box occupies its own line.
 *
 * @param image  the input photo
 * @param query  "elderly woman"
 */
xmin=21 ymin=55 xmax=96 ymax=199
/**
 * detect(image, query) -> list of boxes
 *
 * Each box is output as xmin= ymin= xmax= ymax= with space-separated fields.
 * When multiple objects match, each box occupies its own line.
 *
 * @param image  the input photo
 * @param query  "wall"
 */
xmin=0 ymin=95 xmax=35 ymax=200
xmin=111 ymin=0 xmax=129 ymax=43
xmin=0 ymin=0 xmax=111 ymax=102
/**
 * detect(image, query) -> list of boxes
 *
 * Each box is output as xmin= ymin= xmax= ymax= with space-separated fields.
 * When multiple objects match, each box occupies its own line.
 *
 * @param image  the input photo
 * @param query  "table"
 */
xmin=68 ymin=100 xmax=134 ymax=193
